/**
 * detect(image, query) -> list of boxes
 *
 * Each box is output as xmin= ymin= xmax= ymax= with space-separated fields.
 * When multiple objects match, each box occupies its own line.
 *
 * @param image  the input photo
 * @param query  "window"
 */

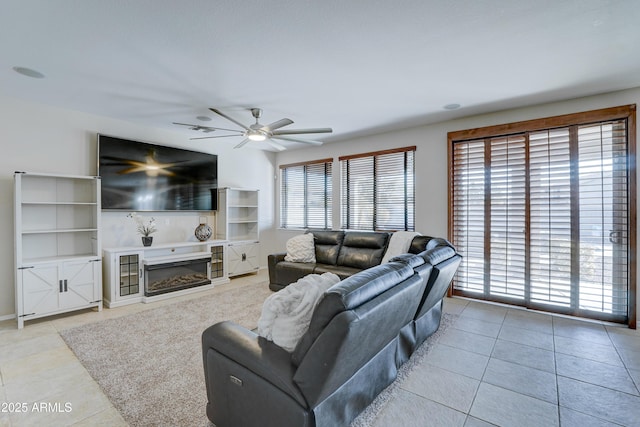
xmin=449 ymin=105 xmax=636 ymax=326
xmin=280 ymin=158 xmax=332 ymax=229
xmin=340 ymin=146 xmax=415 ymax=231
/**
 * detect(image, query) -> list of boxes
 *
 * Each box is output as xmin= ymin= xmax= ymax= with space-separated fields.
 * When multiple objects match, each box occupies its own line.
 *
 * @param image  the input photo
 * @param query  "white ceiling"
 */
xmin=2 ymin=0 xmax=640 ymax=150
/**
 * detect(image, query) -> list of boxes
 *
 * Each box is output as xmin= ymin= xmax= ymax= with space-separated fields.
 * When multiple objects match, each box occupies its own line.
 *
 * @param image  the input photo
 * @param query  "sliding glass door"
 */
xmin=449 ymin=106 xmax=636 ymax=325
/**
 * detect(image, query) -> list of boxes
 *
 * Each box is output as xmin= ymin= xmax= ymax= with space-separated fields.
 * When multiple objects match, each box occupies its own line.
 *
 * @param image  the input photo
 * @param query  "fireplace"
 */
xmin=144 ymin=257 xmax=211 ymax=296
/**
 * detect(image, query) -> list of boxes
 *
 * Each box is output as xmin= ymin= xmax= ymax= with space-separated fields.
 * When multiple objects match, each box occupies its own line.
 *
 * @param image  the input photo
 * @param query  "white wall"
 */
xmin=273 ymin=87 xmax=640 ymax=326
xmin=0 ymin=95 xmax=277 ymax=319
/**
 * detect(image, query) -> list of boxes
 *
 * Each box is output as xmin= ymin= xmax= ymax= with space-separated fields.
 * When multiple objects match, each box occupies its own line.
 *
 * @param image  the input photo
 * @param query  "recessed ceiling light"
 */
xmin=12 ymin=66 xmax=45 ymax=79
xmin=443 ymin=103 xmax=461 ymax=110
xmin=196 ymin=116 xmax=211 ymax=121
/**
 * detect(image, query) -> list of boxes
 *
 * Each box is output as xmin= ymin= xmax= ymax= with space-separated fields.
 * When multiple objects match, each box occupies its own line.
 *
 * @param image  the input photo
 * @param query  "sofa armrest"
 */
xmin=268 ymin=253 xmax=287 ymax=287
xmin=202 ymin=321 xmax=307 ymax=407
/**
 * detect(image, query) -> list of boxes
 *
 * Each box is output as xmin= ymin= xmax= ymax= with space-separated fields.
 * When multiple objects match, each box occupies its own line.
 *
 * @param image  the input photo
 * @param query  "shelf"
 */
xmin=217 ymin=188 xmax=259 ymax=246
xmin=15 ymin=172 xmax=103 ymax=328
xmin=21 ymin=201 xmax=98 ymax=206
xmin=22 ymin=228 xmax=98 ymax=234
xmin=228 ymin=237 xmax=259 ymax=243
xmin=21 ymin=253 xmax=100 ymax=265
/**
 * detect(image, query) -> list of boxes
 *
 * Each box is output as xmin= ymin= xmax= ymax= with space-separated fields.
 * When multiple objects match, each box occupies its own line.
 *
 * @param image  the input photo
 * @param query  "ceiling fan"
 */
xmin=173 ymin=107 xmax=333 ymax=151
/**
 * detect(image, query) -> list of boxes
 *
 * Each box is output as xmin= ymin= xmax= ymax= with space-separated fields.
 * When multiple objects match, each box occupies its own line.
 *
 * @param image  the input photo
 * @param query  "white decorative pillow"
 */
xmin=284 ymin=233 xmax=316 ymax=263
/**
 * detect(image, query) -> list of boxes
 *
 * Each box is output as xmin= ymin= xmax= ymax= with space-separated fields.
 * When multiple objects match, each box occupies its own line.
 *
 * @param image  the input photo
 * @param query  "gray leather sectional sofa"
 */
xmin=268 ymin=230 xmax=431 ymax=291
xmin=201 ymin=233 xmax=461 ymax=427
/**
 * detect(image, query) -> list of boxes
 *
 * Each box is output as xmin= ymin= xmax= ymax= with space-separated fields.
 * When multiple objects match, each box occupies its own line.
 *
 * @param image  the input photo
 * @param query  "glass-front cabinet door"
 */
xmin=119 ymin=253 xmax=142 ymax=297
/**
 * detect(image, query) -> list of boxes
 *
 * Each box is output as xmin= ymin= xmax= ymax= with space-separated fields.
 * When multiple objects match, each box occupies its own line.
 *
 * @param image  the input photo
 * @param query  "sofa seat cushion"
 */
xmin=275 ymin=261 xmax=317 ymax=288
xmin=313 ymin=264 xmax=362 ymax=280
xmin=337 ymin=232 xmax=390 ymax=269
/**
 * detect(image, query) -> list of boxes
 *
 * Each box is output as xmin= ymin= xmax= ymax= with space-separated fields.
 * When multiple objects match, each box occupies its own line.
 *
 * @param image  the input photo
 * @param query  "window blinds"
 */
xmin=340 ymin=147 xmax=415 ymax=231
xmin=280 ymin=159 xmax=332 ymax=229
xmin=450 ymin=106 xmax=635 ymax=325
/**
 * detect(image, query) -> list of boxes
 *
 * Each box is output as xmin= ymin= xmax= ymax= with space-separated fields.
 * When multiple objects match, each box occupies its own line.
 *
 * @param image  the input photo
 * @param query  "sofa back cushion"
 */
xmin=417 ymin=240 xmax=461 ymax=317
xmin=292 ymin=262 xmax=424 ymax=407
xmin=292 ymin=262 xmax=413 ymax=366
xmin=408 ymin=235 xmax=435 ymax=254
xmin=309 ymin=230 xmax=345 ymax=265
xmin=337 ymin=231 xmax=390 ymax=269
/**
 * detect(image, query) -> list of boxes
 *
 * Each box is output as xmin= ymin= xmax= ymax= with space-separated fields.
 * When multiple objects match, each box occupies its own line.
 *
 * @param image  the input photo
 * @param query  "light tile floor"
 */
xmin=1 ymin=271 xmax=639 ymax=426
xmin=373 ymin=297 xmax=640 ymax=427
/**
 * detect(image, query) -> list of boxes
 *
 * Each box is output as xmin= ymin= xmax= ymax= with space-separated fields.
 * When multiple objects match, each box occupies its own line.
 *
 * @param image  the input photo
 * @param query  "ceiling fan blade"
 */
xmin=189 ymin=134 xmax=242 ymax=140
xmin=209 ymin=108 xmax=250 ymax=131
xmin=262 ymin=118 xmax=293 ymax=132
xmin=173 ymin=122 xmax=243 ymax=133
xmin=272 ymin=127 xmax=333 ymax=135
xmin=272 ymin=135 xmax=324 ymax=145
xmin=234 ymin=138 xmax=251 ymax=149
xmin=173 ymin=122 xmax=214 ymax=133
xmin=266 ymin=139 xmax=287 ymax=151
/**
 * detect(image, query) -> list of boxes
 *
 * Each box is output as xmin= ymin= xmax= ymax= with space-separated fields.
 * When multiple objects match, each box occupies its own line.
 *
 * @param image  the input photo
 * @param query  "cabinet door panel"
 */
xmin=21 ymin=265 xmax=59 ymax=315
xmin=228 ymin=243 xmax=259 ymax=276
xmin=243 ymin=243 xmax=259 ymax=271
xmin=62 ymin=261 xmax=98 ymax=309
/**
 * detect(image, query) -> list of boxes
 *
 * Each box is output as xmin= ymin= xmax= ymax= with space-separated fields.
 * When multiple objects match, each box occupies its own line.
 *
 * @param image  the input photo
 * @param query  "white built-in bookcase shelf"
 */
xmin=216 ymin=188 xmax=260 ymax=277
xmin=14 ymin=172 xmax=102 ymax=328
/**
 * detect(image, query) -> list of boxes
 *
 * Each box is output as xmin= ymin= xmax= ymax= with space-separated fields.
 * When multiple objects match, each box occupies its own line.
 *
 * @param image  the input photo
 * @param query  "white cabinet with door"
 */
xmin=19 ymin=260 xmax=101 ymax=323
xmin=102 ymin=241 xmax=229 ymax=307
xmin=14 ymin=172 xmax=102 ymax=328
xmin=227 ymin=241 xmax=260 ymax=277
xmin=216 ymin=188 xmax=260 ymax=277
xmin=102 ymin=250 xmax=144 ymax=308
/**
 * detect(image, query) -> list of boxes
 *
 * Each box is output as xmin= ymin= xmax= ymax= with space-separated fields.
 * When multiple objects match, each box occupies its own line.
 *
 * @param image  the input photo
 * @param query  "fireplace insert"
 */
xmin=144 ymin=258 xmax=210 ymax=296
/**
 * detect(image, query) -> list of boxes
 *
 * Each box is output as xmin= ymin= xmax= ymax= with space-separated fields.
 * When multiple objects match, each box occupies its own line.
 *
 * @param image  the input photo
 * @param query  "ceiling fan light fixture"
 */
xmin=247 ymin=130 xmax=267 ymax=141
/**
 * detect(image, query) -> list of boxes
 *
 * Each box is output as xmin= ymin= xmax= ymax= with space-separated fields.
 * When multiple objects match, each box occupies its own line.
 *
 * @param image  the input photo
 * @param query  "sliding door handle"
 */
xmin=609 ymin=230 xmax=622 ymax=244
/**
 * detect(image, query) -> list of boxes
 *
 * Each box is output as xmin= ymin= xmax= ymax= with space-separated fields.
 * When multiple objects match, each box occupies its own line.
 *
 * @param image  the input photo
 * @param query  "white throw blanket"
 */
xmin=381 ymin=231 xmax=421 ymax=263
xmin=258 ymin=272 xmax=340 ymax=352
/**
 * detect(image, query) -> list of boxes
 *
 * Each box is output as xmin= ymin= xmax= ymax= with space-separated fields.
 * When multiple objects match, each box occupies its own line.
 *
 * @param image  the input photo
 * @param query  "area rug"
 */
xmin=61 ymin=282 xmax=455 ymax=427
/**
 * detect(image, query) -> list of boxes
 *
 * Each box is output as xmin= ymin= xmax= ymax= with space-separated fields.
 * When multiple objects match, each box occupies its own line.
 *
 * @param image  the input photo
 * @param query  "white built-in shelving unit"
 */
xmin=216 ymin=188 xmax=260 ymax=277
xmin=14 ymin=172 xmax=102 ymax=328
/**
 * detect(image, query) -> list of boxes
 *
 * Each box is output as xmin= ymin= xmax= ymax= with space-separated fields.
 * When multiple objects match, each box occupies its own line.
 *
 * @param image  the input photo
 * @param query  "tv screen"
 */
xmin=98 ymin=135 xmax=218 ymax=211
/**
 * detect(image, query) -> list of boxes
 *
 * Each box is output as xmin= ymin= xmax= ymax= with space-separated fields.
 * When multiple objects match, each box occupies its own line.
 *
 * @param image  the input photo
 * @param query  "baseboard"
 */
xmin=0 ymin=313 xmax=16 ymax=322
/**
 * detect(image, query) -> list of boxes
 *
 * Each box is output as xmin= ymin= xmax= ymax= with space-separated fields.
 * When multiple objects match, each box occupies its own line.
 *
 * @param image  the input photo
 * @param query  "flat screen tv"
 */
xmin=98 ymin=134 xmax=218 ymax=211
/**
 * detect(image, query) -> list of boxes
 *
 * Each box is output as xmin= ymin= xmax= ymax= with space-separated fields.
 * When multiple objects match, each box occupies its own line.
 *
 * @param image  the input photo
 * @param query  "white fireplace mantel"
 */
xmin=102 ymin=240 xmax=230 ymax=308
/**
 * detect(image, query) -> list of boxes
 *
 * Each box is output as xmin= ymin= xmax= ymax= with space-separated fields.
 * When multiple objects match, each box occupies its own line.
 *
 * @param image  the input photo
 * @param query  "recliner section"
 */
xmin=391 ymin=237 xmax=462 ymax=353
xmin=203 ymin=235 xmax=461 ymax=427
